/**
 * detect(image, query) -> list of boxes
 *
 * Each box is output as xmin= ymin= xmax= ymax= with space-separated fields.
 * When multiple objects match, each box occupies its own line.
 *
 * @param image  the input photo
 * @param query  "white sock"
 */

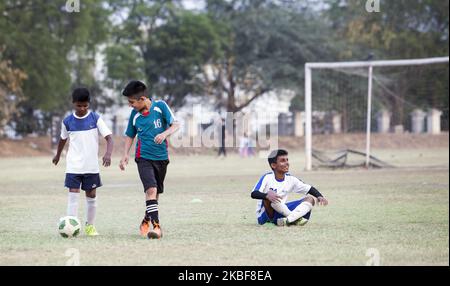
xmin=286 ymin=201 xmax=313 ymax=223
xmin=270 ymin=201 xmax=292 ymax=217
xmin=86 ymin=197 xmax=97 ymax=225
xmin=67 ymin=192 xmax=80 ymax=217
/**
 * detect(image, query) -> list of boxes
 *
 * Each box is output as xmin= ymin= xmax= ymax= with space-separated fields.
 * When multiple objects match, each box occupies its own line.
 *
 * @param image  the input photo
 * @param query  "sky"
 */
xmin=183 ymin=0 xmax=206 ymax=10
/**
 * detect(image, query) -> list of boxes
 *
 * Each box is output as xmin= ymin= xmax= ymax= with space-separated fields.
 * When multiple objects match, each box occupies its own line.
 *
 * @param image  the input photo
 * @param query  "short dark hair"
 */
xmin=72 ymin=88 xmax=90 ymax=103
xmin=268 ymin=149 xmax=288 ymax=169
xmin=122 ymin=80 xmax=148 ymax=99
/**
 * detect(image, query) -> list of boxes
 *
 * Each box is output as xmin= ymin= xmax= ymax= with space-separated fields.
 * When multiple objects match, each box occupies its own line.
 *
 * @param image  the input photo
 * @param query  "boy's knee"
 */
xmin=86 ymin=189 xmax=96 ymax=198
xmin=305 ymin=196 xmax=315 ymax=206
xmin=145 ymin=187 xmax=158 ymax=199
xmin=263 ymin=200 xmax=275 ymax=219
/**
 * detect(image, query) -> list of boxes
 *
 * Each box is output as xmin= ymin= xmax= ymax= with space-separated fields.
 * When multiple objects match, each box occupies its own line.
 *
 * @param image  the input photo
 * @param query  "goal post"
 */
xmin=304 ymin=56 xmax=450 ymax=171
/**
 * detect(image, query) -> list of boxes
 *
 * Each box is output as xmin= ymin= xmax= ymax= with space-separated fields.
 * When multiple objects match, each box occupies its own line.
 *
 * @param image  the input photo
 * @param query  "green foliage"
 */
xmin=0 ymin=48 xmax=27 ymax=133
xmin=1 ymin=0 xmax=448 ymax=134
xmin=326 ymin=0 xmax=449 ymax=59
xmin=145 ymin=11 xmax=226 ymax=106
xmin=205 ymin=0 xmax=339 ymax=111
xmin=105 ymin=44 xmax=145 ymax=89
xmin=0 ymin=0 xmax=110 ymax=134
xmin=324 ymin=0 xmax=449 ymax=127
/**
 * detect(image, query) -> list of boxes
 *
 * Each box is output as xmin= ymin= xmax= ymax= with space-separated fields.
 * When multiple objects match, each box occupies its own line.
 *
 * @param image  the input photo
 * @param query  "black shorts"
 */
xmin=135 ymin=158 xmax=169 ymax=193
xmin=65 ymin=173 xmax=102 ymax=191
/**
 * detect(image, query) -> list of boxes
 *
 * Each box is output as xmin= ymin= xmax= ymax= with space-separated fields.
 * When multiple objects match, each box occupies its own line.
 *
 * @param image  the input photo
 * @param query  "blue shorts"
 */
xmin=257 ymin=199 xmax=311 ymax=225
xmin=65 ymin=173 xmax=102 ymax=191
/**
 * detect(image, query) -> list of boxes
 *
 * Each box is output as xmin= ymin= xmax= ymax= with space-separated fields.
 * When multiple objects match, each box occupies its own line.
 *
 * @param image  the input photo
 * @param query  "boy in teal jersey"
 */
xmin=119 ymin=81 xmax=180 ymax=239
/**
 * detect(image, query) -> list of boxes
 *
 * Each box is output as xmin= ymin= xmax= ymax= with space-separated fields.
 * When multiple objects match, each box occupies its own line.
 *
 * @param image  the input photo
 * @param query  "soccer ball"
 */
xmin=58 ymin=216 xmax=81 ymax=238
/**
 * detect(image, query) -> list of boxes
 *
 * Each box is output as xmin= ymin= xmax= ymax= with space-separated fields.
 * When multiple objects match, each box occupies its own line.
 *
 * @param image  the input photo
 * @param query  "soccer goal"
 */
xmin=304 ymin=56 xmax=449 ymax=170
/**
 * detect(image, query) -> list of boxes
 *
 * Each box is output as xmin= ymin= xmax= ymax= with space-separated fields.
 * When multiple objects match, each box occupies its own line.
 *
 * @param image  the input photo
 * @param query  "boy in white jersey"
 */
xmin=251 ymin=149 xmax=328 ymax=226
xmin=52 ymin=88 xmax=114 ymax=236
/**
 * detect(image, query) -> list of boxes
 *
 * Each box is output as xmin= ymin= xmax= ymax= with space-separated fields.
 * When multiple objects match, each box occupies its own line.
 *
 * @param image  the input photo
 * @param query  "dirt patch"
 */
xmin=0 ymin=136 xmax=54 ymax=157
xmin=0 ymin=133 xmax=448 ymax=158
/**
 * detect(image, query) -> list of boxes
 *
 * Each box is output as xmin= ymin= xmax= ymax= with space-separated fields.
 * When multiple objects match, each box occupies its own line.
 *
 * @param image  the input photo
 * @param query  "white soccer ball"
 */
xmin=58 ymin=216 xmax=81 ymax=238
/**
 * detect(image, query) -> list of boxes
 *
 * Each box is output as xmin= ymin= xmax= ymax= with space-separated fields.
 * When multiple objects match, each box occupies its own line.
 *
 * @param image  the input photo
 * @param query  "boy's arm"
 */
xmin=52 ymin=138 xmax=67 ymax=165
xmin=119 ymin=136 xmax=134 ymax=171
xmin=250 ymin=175 xmax=281 ymax=203
xmin=102 ymin=135 xmax=114 ymax=167
xmin=308 ymin=186 xmax=328 ymax=206
xmin=293 ymin=177 xmax=328 ymax=206
xmin=154 ymin=121 xmax=180 ymax=144
xmin=251 ymin=190 xmax=281 ymax=203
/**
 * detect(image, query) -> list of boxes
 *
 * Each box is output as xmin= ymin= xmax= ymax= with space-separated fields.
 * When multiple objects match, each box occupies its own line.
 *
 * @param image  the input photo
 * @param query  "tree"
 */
xmin=326 ymin=0 xmax=449 ymax=128
xmin=107 ymin=0 xmax=337 ymax=112
xmin=104 ymin=0 xmax=181 ymax=101
xmin=0 ymin=0 xmax=111 ymax=134
xmin=145 ymin=11 xmax=226 ymax=107
xmin=0 ymin=48 xmax=27 ymax=135
xmin=206 ymin=0 xmax=337 ymax=112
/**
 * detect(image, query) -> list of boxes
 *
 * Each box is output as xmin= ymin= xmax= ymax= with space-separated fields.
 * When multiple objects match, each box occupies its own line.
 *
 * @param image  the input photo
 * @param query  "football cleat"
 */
xmin=140 ymin=218 xmax=150 ymax=237
xmin=147 ymin=223 xmax=162 ymax=239
xmin=276 ymin=217 xmax=288 ymax=227
xmin=291 ymin=217 xmax=309 ymax=226
xmin=85 ymin=223 xmax=99 ymax=236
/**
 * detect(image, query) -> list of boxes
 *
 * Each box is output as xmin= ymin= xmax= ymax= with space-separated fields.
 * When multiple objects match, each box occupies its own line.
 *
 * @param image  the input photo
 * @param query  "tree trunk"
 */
xmin=226 ymin=56 xmax=237 ymax=112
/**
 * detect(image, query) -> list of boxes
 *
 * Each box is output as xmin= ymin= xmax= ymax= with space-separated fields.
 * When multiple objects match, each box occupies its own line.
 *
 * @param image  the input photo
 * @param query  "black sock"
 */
xmin=145 ymin=200 xmax=159 ymax=224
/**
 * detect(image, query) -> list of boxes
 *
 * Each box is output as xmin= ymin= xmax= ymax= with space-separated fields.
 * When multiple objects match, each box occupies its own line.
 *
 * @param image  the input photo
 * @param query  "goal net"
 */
xmin=304 ymin=57 xmax=449 ymax=170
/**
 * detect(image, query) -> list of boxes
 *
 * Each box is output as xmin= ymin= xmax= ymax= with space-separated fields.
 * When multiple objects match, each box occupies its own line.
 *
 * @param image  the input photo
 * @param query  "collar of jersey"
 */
xmin=73 ymin=110 xmax=91 ymax=119
xmin=140 ymin=102 xmax=154 ymax=117
xmin=274 ymin=172 xmax=285 ymax=182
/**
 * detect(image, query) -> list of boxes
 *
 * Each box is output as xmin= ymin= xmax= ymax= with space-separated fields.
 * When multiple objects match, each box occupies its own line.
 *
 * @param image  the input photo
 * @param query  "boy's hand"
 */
xmin=266 ymin=190 xmax=282 ymax=203
xmin=103 ymin=153 xmax=111 ymax=167
xmin=154 ymin=133 xmax=167 ymax=144
xmin=52 ymin=155 xmax=60 ymax=165
xmin=119 ymin=155 xmax=129 ymax=171
xmin=317 ymin=196 xmax=329 ymax=206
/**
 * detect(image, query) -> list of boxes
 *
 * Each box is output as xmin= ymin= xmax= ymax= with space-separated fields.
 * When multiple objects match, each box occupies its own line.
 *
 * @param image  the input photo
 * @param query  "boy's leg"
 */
xmin=145 ymin=187 xmax=159 ymax=224
xmin=136 ymin=158 xmax=160 ymax=237
xmin=270 ymin=200 xmax=292 ymax=217
xmin=85 ymin=189 xmax=97 ymax=225
xmin=84 ymin=189 xmax=99 ymax=236
xmin=263 ymin=200 xmax=275 ymax=220
xmin=147 ymin=160 xmax=169 ymax=239
xmin=67 ymin=189 xmax=80 ymax=217
xmin=286 ymin=196 xmax=314 ymax=223
xmin=146 ymin=187 xmax=161 ymax=239
xmin=81 ymin=174 xmax=102 ymax=236
xmin=276 ymin=197 xmax=315 ymax=226
xmin=65 ymin=173 xmax=82 ymax=217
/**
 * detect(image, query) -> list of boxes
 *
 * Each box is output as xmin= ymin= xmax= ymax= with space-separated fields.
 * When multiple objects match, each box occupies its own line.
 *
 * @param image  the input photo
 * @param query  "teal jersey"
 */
xmin=125 ymin=100 xmax=175 ymax=161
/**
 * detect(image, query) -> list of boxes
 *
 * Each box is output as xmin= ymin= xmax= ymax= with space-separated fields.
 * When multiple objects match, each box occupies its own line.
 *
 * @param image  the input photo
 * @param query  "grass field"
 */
xmin=0 ymin=148 xmax=448 ymax=266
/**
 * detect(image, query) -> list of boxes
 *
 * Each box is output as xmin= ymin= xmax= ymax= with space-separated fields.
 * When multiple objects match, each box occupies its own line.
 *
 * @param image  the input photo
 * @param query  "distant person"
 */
xmin=52 ymin=87 xmax=114 ymax=236
xmin=119 ymin=80 xmax=180 ymax=239
xmin=217 ymin=118 xmax=227 ymax=157
xmin=250 ymin=149 xmax=328 ymax=226
xmin=239 ymin=132 xmax=255 ymax=158
xmin=247 ymin=134 xmax=256 ymax=157
xmin=239 ymin=133 xmax=249 ymax=157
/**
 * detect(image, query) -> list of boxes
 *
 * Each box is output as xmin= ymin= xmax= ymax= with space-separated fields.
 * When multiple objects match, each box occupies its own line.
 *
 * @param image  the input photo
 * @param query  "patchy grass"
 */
xmin=0 ymin=150 xmax=448 ymax=265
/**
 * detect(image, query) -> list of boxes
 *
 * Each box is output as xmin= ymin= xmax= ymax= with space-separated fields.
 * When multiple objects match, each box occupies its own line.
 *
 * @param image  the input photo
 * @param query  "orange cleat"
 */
xmin=139 ymin=218 xmax=150 ymax=237
xmin=147 ymin=222 xmax=162 ymax=239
